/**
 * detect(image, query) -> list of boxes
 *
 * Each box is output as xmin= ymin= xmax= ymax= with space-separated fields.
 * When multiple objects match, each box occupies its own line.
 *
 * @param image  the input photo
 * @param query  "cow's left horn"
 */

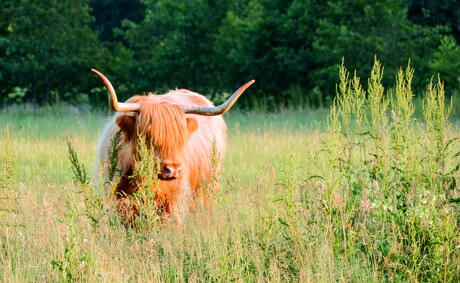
xmin=182 ymin=80 xmax=255 ymax=116
xmin=91 ymin=68 xmax=142 ymax=112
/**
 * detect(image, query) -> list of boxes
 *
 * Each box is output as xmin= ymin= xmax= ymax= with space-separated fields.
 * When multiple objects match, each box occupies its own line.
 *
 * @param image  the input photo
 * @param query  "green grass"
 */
xmin=0 ymin=104 xmax=329 ymax=282
xmin=0 ymin=60 xmax=459 ymax=282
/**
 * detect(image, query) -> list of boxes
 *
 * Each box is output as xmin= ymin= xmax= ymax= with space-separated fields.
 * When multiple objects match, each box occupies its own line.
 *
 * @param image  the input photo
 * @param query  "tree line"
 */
xmin=0 ymin=0 xmax=459 ymax=109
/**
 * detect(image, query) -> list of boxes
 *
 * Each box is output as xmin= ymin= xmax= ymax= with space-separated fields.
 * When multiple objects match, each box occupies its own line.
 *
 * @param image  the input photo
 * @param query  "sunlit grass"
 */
xmin=0 ymin=105 xmax=331 ymax=281
xmin=1 ymin=59 xmax=459 ymax=282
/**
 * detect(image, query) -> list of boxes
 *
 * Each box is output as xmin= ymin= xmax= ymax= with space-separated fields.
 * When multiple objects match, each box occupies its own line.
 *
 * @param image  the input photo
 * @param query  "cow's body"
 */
xmin=95 ymin=90 xmax=227 ymax=222
xmin=91 ymin=68 xmax=253 ymax=223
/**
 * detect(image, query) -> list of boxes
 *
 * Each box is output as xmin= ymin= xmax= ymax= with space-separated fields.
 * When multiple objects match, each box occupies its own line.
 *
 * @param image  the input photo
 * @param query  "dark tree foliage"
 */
xmin=214 ymin=0 xmax=316 ymax=108
xmin=0 ymin=0 xmax=459 ymax=108
xmin=309 ymin=0 xmax=445 ymax=96
xmin=0 ymin=0 xmax=108 ymax=105
xmin=90 ymin=0 xmax=145 ymax=42
xmin=407 ymin=0 xmax=460 ymax=93
xmin=409 ymin=0 xmax=460 ymax=42
xmin=121 ymin=0 xmax=232 ymax=94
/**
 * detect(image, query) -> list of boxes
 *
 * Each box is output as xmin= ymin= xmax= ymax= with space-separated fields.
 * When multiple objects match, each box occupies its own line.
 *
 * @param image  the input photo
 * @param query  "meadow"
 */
xmin=1 ymin=60 xmax=459 ymax=282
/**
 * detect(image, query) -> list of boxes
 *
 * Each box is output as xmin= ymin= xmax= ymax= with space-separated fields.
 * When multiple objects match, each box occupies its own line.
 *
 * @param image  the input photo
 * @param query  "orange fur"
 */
xmin=95 ymin=89 xmax=227 ymax=223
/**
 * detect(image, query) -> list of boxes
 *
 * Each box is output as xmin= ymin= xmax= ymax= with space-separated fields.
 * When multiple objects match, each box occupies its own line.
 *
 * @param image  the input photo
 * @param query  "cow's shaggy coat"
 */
xmin=95 ymin=90 xmax=227 ymax=222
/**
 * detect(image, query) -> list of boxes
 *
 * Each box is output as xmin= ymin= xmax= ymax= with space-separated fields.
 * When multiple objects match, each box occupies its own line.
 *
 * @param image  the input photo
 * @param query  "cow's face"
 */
xmin=116 ymin=99 xmax=198 ymax=180
xmin=91 ymin=68 xmax=253 ymax=182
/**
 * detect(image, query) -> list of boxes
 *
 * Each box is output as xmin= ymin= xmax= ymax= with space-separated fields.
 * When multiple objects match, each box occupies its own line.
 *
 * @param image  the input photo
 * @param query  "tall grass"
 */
xmin=0 ymin=58 xmax=459 ymax=282
xmin=313 ymin=58 xmax=459 ymax=281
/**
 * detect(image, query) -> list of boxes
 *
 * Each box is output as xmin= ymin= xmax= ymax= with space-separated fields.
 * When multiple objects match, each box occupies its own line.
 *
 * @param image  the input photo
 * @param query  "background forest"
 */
xmin=0 ymin=0 xmax=459 ymax=109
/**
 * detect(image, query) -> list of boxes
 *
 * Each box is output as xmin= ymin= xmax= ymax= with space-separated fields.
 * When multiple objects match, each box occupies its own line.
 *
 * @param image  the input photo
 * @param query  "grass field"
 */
xmin=0 ymin=106 xmax=331 ymax=282
xmin=1 ymin=61 xmax=460 ymax=282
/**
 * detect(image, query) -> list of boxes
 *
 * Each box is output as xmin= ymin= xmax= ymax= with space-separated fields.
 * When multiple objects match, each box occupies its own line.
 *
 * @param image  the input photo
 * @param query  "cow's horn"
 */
xmin=182 ymin=80 xmax=255 ymax=116
xmin=91 ymin=68 xmax=142 ymax=112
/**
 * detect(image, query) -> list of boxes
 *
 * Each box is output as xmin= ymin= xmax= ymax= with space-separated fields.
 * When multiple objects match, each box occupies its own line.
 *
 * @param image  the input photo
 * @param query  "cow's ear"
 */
xmin=116 ymin=115 xmax=136 ymax=141
xmin=186 ymin=117 xmax=198 ymax=134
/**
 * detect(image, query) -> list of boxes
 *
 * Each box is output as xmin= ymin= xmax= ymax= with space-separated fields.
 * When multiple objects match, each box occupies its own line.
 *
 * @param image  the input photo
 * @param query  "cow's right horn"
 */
xmin=182 ymin=80 xmax=255 ymax=116
xmin=91 ymin=68 xmax=141 ymax=112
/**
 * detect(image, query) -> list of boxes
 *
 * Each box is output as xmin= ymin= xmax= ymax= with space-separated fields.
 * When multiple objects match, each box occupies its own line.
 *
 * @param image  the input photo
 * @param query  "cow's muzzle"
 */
xmin=159 ymin=163 xmax=182 ymax=180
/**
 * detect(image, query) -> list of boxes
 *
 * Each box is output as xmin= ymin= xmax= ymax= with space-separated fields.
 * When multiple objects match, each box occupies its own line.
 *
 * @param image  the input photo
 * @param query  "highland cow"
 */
xmin=92 ymin=69 xmax=254 ymax=222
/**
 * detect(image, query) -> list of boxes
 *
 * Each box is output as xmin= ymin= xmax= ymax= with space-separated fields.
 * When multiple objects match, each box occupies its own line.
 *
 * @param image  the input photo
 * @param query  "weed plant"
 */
xmin=312 ymin=58 xmax=459 ymax=281
xmin=0 ymin=126 xmax=16 ymax=219
xmin=0 ymin=126 xmax=14 ymax=190
xmin=128 ymin=133 xmax=162 ymax=229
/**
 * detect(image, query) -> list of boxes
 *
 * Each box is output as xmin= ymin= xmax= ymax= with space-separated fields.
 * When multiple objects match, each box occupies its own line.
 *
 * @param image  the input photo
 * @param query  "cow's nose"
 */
xmin=160 ymin=163 xmax=182 ymax=179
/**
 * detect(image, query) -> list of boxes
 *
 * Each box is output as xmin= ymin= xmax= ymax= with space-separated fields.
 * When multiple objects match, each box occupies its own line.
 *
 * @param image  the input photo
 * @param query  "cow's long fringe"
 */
xmin=137 ymin=102 xmax=188 ymax=161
